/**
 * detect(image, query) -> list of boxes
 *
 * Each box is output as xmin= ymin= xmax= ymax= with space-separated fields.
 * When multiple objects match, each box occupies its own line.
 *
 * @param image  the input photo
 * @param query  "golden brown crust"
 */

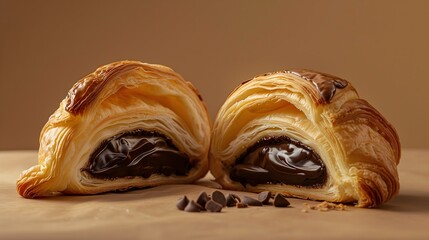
xmin=333 ymin=99 xmax=401 ymax=162
xmin=65 ymin=62 xmax=143 ymax=115
xmin=286 ymin=69 xmax=348 ymax=103
xmin=209 ymin=69 xmax=400 ymax=208
xmin=250 ymin=69 xmax=349 ymax=103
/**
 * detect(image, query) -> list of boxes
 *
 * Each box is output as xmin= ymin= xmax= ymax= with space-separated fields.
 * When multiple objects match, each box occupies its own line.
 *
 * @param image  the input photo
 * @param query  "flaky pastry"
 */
xmin=17 ymin=60 xmax=211 ymax=198
xmin=209 ymin=70 xmax=400 ymax=207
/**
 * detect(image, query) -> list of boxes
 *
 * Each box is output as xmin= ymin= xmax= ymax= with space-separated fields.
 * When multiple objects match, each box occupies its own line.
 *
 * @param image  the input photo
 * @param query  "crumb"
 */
xmin=308 ymin=201 xmax=347 ymax=211
xmin=236 ymin=202 xmax=248 ymax=208
xmin=301 ymin=203 xmax=310 ymax=213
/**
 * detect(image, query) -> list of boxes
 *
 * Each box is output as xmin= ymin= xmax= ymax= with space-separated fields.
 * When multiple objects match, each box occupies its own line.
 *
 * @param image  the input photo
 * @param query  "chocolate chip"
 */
xmin=241 ymin=196 xmax=263 ymax=206
xmin=236 ymin=202 xmax=248 ymax=208
xmin=177 ymin=190 xmax=292 ymax=213
xmin=176 ymin=195 xmax=189 ymax=210
xmin=211 ymin=190 xmax=226 ymax=207
xmin=184 ymin=200 xmax=204 ymax=212
xmin=273 ymin=193 xmax=290 ymax=207
xmin=258 ymin=191 xmax=271 ymax=205
xmin=226 ymin=193 xmax=241 ymax=207
xmin=205 ymin=200 xmax=223 ymax=212
xmin=196 ymin=192 xmax=210 ymax=208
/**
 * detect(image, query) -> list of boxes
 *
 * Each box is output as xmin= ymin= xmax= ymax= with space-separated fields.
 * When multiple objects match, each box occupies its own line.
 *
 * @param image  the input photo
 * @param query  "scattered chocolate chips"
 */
xmin=226 ymin=193 xmax=241 ymax=207
xmin=176 ymin=196 xmax=189 ymax=210
xmin=205 ymin=200 xmax=223 ymax=212
xmin=184 ymin=200 xmax=204 ymax=212
xmin=196 ymin=192 xmax=210 ymax=208
xmin=273 ymin=193 xmax=290 ymax=207
xmin=258 ymin=191 xmax=271 ymax=205
xmin=211 ymin=190 xmax=227 ymax=207
xmin=177 ymin=191 xmax=294 ymax=213
xmin=241 ymin=196 xmax=263 ymax=206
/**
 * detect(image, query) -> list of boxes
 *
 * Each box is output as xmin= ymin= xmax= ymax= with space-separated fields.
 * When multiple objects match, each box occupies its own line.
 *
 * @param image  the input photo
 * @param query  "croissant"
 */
xmin=17 ymin=60 xmax=211 ymax=198
xmin=209 ymin=69 xmax=400 ymax=207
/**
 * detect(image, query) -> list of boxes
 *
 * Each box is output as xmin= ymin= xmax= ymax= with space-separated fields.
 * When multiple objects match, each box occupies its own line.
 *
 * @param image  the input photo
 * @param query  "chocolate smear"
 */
xmin=287 ymin=69 xmax=348 ymax=103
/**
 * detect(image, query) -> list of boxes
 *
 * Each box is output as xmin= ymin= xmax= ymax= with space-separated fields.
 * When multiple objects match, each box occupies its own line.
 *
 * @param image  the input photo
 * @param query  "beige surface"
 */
xmin=2 ymin=1 xmax=429 ymax=149
xmin=0 ymin=150 xmax=428 ymax=239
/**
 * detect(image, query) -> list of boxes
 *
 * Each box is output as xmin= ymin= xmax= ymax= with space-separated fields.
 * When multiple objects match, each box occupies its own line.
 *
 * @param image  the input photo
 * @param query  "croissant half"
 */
xmin=209 ymin=70 xmax=400 ymax=207
xmin=17 ymin=60 xmax=211 ymax=198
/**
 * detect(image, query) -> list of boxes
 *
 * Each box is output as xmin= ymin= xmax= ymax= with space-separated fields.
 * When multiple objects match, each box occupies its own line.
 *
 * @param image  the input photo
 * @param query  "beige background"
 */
xmin=1 ymin=0 xmax=428 ymax=150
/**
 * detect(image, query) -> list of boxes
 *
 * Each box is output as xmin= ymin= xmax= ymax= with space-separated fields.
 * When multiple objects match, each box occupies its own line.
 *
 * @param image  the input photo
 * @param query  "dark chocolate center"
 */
xmin=230 ymin=136 xmax=326 ymax=187
xmin=84 ymin=130 xmax=191 ymax=179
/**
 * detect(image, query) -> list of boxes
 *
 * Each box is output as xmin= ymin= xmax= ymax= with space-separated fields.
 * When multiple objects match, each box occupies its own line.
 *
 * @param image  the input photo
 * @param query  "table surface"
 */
xmin=1 ymin=150 xmax=428 ymax=240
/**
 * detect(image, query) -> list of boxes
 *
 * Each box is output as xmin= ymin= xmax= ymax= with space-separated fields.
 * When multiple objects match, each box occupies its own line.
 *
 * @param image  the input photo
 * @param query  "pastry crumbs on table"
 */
xmin=303 ymin=201 xmax=347 ymax=212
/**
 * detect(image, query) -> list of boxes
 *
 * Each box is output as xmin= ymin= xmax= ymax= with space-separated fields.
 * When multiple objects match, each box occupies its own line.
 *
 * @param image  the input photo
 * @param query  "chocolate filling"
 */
xmin=230 ymin=136 xmax=326 ymax=187
xmin=84 ymin=130 xmax=192 ymax=179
